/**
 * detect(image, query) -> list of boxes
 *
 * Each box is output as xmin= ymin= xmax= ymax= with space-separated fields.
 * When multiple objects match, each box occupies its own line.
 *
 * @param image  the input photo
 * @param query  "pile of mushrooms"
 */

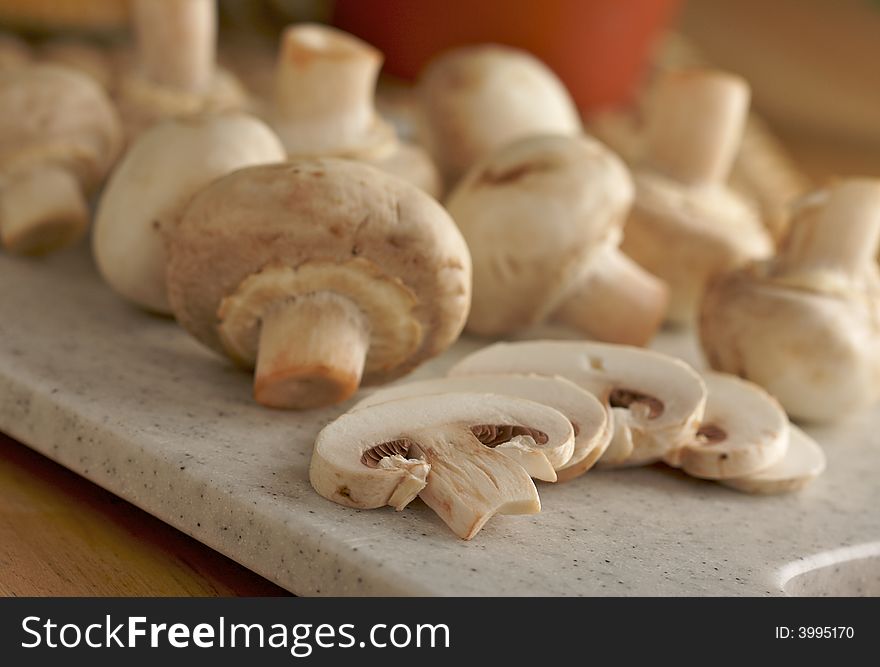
xmin=311 ymin=340 xmax=826 ymax=539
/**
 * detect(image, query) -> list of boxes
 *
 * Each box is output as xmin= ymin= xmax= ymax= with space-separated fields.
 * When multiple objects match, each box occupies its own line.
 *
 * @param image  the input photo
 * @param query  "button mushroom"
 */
xmin=417 ymin=44 xmax=582 ymax=186
xmin=269 ymin=23 xmax=440 ymax=197
xmin=93 ymin=112 xmax=286 ymax=314
xmin=166 ymin=159 xmax=471 ymax=410
xmin=119 ymin=0 xmax=246 ymax=137
xmin=665 ymin=372 xmax=789 ymax=480
xmin=0 ymin=64 xmax=122 ymax=255
xmin=310 ymin=392 xmax=574 ymax=539
xmin=449 ymin=340 xmax=707 ymax=467
xmin=700 ymin=179 xmax=880 ymax=422
xmin=446 ymin=133 xmax=668 ymax=346
xmin=619 ymin=68 xmax=773 ymax=324
xmin=721 ymin=425 xmax=826 ymax=495
xmin=354 ymin=373 xmax=610 ymax=482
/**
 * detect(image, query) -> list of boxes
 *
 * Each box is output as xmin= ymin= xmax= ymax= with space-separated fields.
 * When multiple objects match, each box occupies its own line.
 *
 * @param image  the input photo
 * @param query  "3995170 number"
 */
xmin=775 ymin=626 xmax=854 ymax=639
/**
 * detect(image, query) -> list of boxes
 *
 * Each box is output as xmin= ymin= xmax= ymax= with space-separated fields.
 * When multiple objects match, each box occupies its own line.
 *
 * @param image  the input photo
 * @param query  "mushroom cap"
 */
xmin=700 ymin=260 xmax=880 ymax=422
xmin=167 ymin=158 xmax=471 ymax=384
xmin=417 ymin=44 xmax=582 ymax=181
xmin=446 ymin=134 xmax=634 ymax=336
xmin=621 ymin=173 xmax=772 ymax=322
xmin=0 ymin=63 xmax=121 ymax=191
xmin=310 ymin=392 xmax=573 ymax=537
xmin=354 ymin=373 xmax=609 ymax=479
xmin=721 ymin=425 xmax=826 ymax=495
xmin=666 ymin=372 xmax=789 ymax=479
xmin=449 ymin=340 xmax=707 ymax=465
xmin=93 ymin=113 xmax=286 ymax=314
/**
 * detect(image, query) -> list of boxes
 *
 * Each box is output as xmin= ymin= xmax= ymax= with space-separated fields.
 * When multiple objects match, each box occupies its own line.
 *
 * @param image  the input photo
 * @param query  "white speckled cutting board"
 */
xmin=1 ymin=244 xmax=878 ymax=596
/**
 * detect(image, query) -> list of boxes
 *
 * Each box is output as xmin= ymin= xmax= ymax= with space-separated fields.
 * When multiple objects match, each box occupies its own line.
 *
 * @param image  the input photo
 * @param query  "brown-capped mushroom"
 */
xmin=446 ymin=133 xmax=668 ymax=346
xmin=449 ymin=340 xmax=707 ymax=467
xmin=619 ymin=68 xmax=773 ymax=324
xmin=417 ymin=44 xmax=582 ymax=185
xmin=269 ymin=23 xmax=439 ymax=197
xmin=665 ymin=372 xmax=789 ymax=480
xmin=119 ymin=0 xmax=246 ymax=137
xmin=93 ymin=113 xmax=286 ymax=314
xmin=700 ymin=179 xmax=880 ymax=423
xmin=310 ymin=392 xmax=575 ymax=539
xmin=354 ymin=373 xmax=610 ymax=482
xmin=166 ymin=159 xmax=471 ymax=410
xmin=0 ymin=64 xmax=122 ymax=255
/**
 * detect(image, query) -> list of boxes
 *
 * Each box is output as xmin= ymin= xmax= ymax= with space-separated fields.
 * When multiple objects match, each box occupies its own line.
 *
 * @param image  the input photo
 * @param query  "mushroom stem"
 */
xmin=776 ymin=180 xmax=880 ymax=278
xmin=0 ymin=165 xmax=89 ymax=255
xmin=273 ymin=24 xmax=384 ymax=155
xmin=551 ymin=247 xmax=669 ymax=346
xmin=646 ymin=69 xmax=750 ymax=186
xmin=132 ymin=0 xmax=215 ymax=92
xmin=414 ymin=428 xmax=541 ymax=540
xmin=253 ymin=292 xmax=370 ymax=409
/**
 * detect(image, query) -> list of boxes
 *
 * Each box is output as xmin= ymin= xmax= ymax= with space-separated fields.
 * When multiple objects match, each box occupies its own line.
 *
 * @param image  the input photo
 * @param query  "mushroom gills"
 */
xmin=721 ymin=425 xmax=826 ymax=494
xmin=310 ymin=393 xmax=574 ymax=539
xmin=354 ymin=373 xmax=609 ymax=480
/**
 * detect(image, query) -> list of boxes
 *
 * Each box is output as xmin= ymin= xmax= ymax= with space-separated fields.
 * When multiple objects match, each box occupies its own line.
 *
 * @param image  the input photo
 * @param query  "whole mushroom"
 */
xmin=166 ymin=159 xmax=471 ymax=410
xmin=119 ymin=0 xmax=246 ymax=138
xmin=310 ymin=392 xmax=574 ymax=539
xmin=446 ymin=133 xmax=668 ymax=346
xmin=417 ymin=44 xmax=582 ymax=185
xmin=700 ymin=179 xmax=880 ymax=423
xmin=93 ymin=112 xmax=286 ymax=314
xmin=0 ymin=64 xmax=122 ymax=255
xmin=620 ymin=68 xmax=773 ymax=324
xmin=269 ymin=23 xmax=440 ymax=197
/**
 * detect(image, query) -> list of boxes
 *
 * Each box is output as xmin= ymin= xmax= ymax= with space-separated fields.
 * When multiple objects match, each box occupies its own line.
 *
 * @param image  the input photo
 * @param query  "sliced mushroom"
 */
xmin=166 ymin=159 xmax=471 ymax=410
xmin=721 ymin=425 xmax=826 ymax=495
xmin=93 ymin=112 xmax=286 ymax=314
xmin=119 ymin=0 xmax=246 ymax=138
xmin=311 ymin=392 xmax=574 ymax=539
xmin=620 ymin=68 xmax=773 ymax=324
xmin=446 ymin=134 xmax=668 ymax=346
xmin=665 ymin=373 xmax=789 ymax=479
xmin=449 ymin=340 xmax=706 ymax=466
xmin=416 ymin=44 xmax=582 ymax=185
xmin=269 ymin=23 xmax=439 ymax=197
xmin=700 ymin=179 xmax=880 ymax=422
xmin=354 ymin=374 xmax=610 ymax=482
xmin=0 ymin=64 xmax=122 ymax=255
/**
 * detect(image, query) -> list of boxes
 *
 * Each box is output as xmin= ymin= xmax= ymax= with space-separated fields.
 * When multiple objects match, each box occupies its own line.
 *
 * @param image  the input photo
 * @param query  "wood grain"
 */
xmin=0 ymin=432 xmax=288 ymax=596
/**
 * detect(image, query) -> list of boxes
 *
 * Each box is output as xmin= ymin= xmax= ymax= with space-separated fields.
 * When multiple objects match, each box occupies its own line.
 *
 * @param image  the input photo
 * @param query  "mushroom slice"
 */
xmin=311 ymin=393 xmax=574 ymax=539
xmin=721 ymin=425 xmax=826 ymax=495
xmin=665 ymin=373 xmax=789 ymax=479
xmin=354 ymin=374 xmax=609 ymax=481
xmin=449 ymin=340 xmax=706 ymax=466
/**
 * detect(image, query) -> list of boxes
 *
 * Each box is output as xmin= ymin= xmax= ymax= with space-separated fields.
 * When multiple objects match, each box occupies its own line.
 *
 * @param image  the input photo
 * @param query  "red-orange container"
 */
xmin=332 ymin=0 xmax=682 ymax=111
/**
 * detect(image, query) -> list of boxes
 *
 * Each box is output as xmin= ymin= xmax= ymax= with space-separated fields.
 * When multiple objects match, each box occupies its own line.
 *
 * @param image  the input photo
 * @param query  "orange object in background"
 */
xmin=332 ymin=0 xmax=681 ymax=111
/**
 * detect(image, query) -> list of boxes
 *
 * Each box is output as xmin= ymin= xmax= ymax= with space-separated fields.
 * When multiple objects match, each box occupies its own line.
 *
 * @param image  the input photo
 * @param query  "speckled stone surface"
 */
xmin=1 ymin=244 xmax=879 ymax=596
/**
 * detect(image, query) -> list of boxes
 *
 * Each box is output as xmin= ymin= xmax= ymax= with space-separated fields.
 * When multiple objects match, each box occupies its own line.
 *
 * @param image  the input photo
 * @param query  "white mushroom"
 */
xmin=620 ymin=68 xmax=773 ymax=324
xmin=310 ymin=392 xmax=575 ymax=539
xmin=446 ymin=134 xmax=668 ymax=346
xmin=449 ymin=340 xmax=707 ymax=467
xmin=269 ymin=23 xmax=440 ymax=197
xmin=354 ymin=374 xmax=610 ymax=482
xmin=119 ymin=0 xmax=246 ymax=137
xmin=0 ymin=64 xmax=122 ymax=255
xmin=665 ymin=373 xmax=789 ymax=479
xmin=416 ymin=44 xmax=582 ymax=185
xmin=93 ymin=113 xmax=286 ymax=314
xmin=166 ymin=159 xmax=471 ymax=409
xmin=721 ymin=425 xmax=826 ymax=495
xmin=700 ymin=179 xmax=880 ymax=422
